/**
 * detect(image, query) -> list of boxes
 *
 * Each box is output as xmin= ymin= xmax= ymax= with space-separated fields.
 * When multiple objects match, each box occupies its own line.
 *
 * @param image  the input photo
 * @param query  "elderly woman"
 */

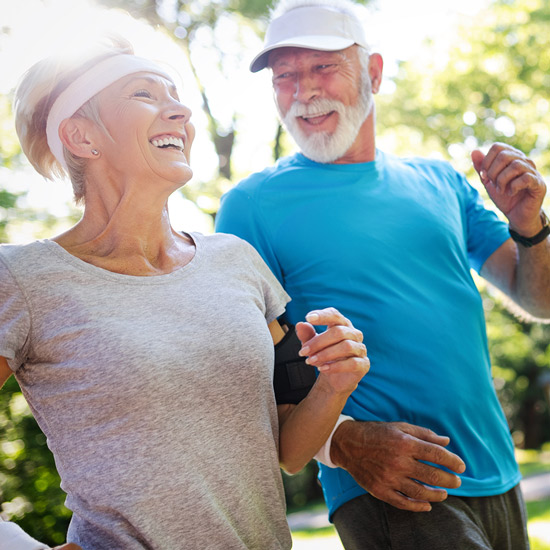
xmin=0 ymin=33 xmax=369 ymax=550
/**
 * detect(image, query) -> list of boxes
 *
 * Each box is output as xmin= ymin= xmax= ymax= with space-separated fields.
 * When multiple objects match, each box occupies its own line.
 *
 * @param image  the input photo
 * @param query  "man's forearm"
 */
xmin=328 ymin=416 xmax=363 ymax=468
xmin=314 ymin=415 xmax=355 ymax=467
xmin=515 ymin=236 xmax=550 ymax=318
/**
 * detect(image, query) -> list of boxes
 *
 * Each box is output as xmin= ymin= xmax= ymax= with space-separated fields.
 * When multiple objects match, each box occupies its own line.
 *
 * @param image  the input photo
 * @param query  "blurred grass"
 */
xmin=517 ymin=448 xmax=550 ymax=477
xmin=517 ymin=448 xmax=550 ymax=550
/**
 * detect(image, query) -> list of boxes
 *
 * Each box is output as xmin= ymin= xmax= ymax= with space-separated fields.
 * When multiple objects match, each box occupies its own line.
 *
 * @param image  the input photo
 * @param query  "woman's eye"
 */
xmin=133 ymin=89 xmax=152 ymax=98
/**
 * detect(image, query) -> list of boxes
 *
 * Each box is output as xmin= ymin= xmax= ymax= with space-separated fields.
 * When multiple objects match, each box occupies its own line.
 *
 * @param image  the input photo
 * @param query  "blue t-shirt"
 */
xmin=216 ymin=149 xmax=520 ymax=518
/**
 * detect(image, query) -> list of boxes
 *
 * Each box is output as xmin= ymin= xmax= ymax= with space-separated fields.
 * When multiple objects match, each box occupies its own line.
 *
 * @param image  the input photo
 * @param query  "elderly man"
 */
xmin=216 ymin=0 xmax=550 ymax=547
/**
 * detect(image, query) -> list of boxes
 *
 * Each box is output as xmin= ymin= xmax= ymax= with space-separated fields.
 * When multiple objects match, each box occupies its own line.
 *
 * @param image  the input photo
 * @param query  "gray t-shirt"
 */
xmin=0 ymin=232 xmax=291 ymax=549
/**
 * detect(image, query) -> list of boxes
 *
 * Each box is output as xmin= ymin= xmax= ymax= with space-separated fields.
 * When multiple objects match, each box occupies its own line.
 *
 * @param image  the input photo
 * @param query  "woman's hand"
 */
xmin=277 ymin=307 xmax=369 ymax=473
xmin=53 ymin=544 xmax=82 ymax=549
xmin=296 ymin=307 xmax=369 ymax=396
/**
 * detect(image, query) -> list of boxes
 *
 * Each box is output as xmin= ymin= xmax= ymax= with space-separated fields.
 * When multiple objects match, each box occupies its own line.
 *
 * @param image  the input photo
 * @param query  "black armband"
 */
xmin=274 ymin=324 xmax=317 ymax=405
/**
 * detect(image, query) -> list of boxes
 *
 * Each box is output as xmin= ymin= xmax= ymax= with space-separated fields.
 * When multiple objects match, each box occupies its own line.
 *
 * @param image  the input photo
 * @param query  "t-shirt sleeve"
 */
xmin=457 ymin=173 xmax=511 ymax=274
xmin=0 ymin=255 xmax=31 ymax=371
xmin=216 ymin=186 xmax=284 ymax=285
xmin=241 ymin=240 xmax=290 ymax=324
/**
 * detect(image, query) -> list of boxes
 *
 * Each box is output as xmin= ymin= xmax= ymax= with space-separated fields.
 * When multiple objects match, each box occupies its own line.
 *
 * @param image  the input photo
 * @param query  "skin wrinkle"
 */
xmin=271 ymin=48 xmax=370 ymax=163
xmin=4 ymin=31 xmax=374 ymax=548
xmin=248 ymin=6 xmax=548 ymax=521
xmin=270 ymin=45 xmax=382 ymax=164
xmin=55 ymin=71 xmax=195 ymax=276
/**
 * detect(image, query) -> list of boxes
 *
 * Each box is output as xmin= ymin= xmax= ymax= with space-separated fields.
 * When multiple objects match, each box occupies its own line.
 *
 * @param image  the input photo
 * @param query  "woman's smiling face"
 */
xmin=94 ymin=71 xmax=195 ymax=186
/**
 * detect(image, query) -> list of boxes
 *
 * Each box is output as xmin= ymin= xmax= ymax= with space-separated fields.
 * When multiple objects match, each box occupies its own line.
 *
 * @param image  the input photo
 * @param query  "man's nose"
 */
xmin=293 ymin=73 xmax=320 ymax=102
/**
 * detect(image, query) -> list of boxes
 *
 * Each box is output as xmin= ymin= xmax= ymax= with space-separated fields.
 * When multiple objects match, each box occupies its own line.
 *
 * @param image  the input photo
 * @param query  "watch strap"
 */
xmin=509 ymin=210 xmax=550 ymax=248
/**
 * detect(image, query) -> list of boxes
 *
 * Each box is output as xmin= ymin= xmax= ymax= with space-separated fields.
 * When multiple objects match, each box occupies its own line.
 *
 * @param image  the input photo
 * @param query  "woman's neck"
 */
xmin=53 ymin=186 xmax=195 ymax=276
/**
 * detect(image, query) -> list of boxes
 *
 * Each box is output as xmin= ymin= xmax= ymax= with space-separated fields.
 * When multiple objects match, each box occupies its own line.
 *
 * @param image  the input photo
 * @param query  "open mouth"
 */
xmin=150 ymin=135 xmax=184 ymax=152
xmin=298 ymin=111 xmax=335 ymax=126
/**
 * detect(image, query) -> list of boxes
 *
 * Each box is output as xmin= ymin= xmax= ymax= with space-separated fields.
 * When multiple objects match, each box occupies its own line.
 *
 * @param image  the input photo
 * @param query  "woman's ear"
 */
xmin=58 ymin=118 xmax=99 ymax=161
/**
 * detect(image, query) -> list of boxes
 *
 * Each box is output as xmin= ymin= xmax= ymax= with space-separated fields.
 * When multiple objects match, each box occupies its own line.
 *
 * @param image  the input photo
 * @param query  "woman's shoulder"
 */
xmin=192 ymin=231 xmax=254 ymax=253
xmin=0 ymin=240 xmax=46 ymax=263
xmin=0 ymin=241 xmax=55 ymax=282
xmin=191 ymin=231 xmax=265 ymax=270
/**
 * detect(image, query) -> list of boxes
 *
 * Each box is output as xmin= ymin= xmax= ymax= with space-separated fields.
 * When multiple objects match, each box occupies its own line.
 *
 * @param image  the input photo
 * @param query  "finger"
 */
xmin=471 ymin=149 xmax=486 ymax=181
xmin=398 ymin=478 xmax=450 ymax=503
xmin=399 ymin=422 xmax=451 ymax=446
xmin=398 ymin=424 xmax=466 ymax=473
xmin=299 ymin=325 xmax=364 ymax=357
xmin=370 ymin=486 xmax=433 ymax=512
xmin=410 ymin=460 xmax=463 ymax=490
xmin=306 ymin=307 xmax=353 ymax=328
xmin=486 ymin=155 xmax=530 ymax=192
xmin=414 ymin=440 xmax=466 ymax=475
xmin=369 ymin=473 xmax=455 ymax=512
xmin=305 ymin=340 xmax=367 ymax=366
xmin=480 ymin=142 xmax=515 ymax=174
xmin=294 ymin=321 xmax=316 ymax=346
xmin=316 ymin=356 xmax=370 ymax=375
xmin=501 ymin=165 xmax=541 ymax=195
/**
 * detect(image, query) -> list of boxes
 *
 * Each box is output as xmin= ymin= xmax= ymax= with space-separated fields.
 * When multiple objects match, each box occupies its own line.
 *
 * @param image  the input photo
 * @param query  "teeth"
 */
xmin=302 ymin=112 xmax=329 ymax=119
xmin=151 ymin=136 xmax=184 ymax=151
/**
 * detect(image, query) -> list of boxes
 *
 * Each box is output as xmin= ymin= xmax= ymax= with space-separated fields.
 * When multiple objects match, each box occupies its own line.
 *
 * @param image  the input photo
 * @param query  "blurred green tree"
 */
xmin=375 ymin=0 xmax=550 ymax=449
xmin=376 ymin=0 xmax=550 ymax=176
xmin=0 ymin=377 xmax=71 ymax=546
xmin=1 ymin=0 xmax=549 ymax=544
xmin=0 ymin=88 xmax=21 ymax=243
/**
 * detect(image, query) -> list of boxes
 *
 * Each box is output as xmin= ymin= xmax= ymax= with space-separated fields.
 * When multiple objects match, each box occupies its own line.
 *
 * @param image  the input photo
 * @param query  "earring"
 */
xmin=91 ymin=149 xmax=100 ymax=156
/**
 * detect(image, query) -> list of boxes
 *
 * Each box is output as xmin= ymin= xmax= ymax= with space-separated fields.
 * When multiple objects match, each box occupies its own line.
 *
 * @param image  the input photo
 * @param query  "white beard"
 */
xmin=278 ymin=76 xmax=373 ymax=164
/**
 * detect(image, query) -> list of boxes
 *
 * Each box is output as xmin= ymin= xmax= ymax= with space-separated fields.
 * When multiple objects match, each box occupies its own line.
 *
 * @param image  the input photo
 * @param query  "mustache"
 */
xmin=287 ymin=98 xmax=345 ymax=118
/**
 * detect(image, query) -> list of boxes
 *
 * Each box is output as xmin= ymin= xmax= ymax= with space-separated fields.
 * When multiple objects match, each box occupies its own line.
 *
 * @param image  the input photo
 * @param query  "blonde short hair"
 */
xmin=13 ymin=35 xmax=133 ymax=202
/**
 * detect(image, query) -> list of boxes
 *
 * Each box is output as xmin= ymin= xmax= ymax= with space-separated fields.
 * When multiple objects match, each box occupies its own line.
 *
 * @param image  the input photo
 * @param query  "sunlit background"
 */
xmin=0 ymin=0 xmax=490 ymax=242
xmin=1 ymin=1 xmax=550 ymax=549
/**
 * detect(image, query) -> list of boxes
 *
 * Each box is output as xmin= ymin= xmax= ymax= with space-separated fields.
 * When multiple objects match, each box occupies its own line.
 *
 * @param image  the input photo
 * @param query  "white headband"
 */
xmin=46 ymin=54 xmax=173 ymax=170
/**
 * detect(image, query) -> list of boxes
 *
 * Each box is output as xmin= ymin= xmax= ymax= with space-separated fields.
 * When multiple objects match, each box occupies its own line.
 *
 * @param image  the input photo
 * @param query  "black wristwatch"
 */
xmin=509 ymin=210 xmax=550 ymax=248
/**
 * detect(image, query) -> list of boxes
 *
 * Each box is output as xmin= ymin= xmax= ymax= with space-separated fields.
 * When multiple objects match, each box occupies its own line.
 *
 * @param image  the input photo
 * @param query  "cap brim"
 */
xmin=249 ymin=36 xmax=355 ymax=72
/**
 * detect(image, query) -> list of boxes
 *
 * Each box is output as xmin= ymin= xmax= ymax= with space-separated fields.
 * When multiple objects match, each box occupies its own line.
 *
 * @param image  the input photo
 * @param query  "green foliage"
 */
xmin=0 ymin=377 xmax=71 ymax=547
xmin=282 ymin=462 xmax=324 ymax=512
xmin=377 ymin=0 xmax=550 ymax=179
xmin=0 ymin=188 xmax=18 ymax=243
xmin=1 ymin=0 xmax=549 ymax=543
xmin=484 ymin=288 xmax=550 ymax=449
xmin=375 ymin=0 xmax=550 ymax=452
xmin=0 ymin=87 xmax=21 ymax=242
xmin=0 ymin=95 xmax=20 ymax=166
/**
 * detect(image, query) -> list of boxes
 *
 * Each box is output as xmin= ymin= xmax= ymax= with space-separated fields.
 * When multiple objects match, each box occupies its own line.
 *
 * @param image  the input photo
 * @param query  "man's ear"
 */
xmin=368 ymin=53 xmax=383 ymax=94
xmin=58 ymin=118 xmax=98 ymax=160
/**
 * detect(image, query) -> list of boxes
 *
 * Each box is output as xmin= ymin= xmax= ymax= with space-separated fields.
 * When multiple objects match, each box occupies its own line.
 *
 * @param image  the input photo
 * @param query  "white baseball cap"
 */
xmin=250 ymin=5 xmax=369 ymax=73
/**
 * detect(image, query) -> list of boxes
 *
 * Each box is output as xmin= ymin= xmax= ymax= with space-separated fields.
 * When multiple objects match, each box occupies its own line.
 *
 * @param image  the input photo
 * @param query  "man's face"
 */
xmin=269 ymin=45 xmax=373 ymax=163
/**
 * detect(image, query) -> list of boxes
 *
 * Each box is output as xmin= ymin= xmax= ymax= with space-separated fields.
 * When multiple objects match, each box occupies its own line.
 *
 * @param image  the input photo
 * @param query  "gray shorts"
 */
xmin=332 ymin=484 xmax=530 ymax=550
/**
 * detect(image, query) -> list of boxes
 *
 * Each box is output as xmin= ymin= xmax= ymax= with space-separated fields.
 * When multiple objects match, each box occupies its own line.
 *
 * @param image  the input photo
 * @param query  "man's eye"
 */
xmin=274 ymin=73 xmax=292 ymax=81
